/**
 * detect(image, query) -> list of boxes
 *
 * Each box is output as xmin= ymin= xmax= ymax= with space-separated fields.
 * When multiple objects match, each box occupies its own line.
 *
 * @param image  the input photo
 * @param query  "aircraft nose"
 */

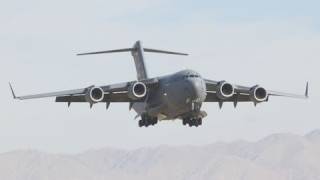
xmin=187 ymin=78 xmax=206 ymax=102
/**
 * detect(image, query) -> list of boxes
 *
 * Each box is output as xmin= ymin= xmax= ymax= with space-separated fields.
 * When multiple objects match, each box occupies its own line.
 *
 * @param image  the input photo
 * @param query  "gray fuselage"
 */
xmin=133 ymin=69 xmax=207 ymax=120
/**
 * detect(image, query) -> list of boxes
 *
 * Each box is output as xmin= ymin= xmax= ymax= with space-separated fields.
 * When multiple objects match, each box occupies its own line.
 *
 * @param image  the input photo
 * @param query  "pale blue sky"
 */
xmin=109 ymin=0 xmax=320 ymax=27
xmin=0 ymin=0 xmax=319 ymax=153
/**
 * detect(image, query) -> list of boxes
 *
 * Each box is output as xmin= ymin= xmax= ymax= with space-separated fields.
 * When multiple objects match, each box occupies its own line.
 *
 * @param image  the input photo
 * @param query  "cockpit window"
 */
xmin=183 ymin=74 xmax=200 ymax=79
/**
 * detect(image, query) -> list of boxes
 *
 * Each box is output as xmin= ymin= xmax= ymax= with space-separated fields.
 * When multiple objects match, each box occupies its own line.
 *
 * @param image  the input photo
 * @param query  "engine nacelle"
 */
xmin=249 ymin=86 xmax=268 ymax=103
xmin=216 ymin=81 xmax=235 ymax=100
xmin=128 ymin=82 xmax=147 ymax=100
xmin=85 ymin=86 xmax=105 ymax=103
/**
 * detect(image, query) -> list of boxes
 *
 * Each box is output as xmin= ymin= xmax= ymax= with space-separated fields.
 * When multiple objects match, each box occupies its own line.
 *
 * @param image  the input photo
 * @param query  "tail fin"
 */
xmin=77 ymin=41 xmax=188 ymax=80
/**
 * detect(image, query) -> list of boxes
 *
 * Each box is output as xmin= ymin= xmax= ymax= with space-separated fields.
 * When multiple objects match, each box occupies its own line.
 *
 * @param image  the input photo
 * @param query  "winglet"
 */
xmin=305 ymin=82 xmax=309 ymax=98
xmin=9 ymin=82 xmax=17 ymax=99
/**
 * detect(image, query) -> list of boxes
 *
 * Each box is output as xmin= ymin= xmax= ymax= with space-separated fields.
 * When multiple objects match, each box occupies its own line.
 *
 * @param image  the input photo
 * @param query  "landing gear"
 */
xmin=183 ymin=118 xmax=202 ymax=127
xmin=182 ymin=118 xmax=188 ymax=126
xmin=138 ymin=114 xmax=158 ymax=127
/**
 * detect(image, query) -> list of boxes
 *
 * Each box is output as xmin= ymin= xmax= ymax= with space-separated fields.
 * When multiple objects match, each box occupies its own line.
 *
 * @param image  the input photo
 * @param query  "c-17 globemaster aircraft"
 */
xmin=10 ymin=41 xmax=308 ymax=127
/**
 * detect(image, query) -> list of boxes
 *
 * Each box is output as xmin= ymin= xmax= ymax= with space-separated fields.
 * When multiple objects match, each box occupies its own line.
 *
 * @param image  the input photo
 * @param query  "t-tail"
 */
xmin=77 ymin=41 xmax=188 ymax=81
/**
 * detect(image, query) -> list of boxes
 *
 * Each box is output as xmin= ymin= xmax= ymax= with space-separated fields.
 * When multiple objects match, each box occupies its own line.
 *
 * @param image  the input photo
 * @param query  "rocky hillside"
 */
xmin=1 ymin=130 xmax=320 ymax=180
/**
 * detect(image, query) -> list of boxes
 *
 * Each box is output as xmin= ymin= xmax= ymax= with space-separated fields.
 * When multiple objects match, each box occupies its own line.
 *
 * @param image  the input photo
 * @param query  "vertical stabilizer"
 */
xmin=77 ymin=40 xmax=188 ymax=81
xmin=131 ymin=41 xmax=148 ymax=80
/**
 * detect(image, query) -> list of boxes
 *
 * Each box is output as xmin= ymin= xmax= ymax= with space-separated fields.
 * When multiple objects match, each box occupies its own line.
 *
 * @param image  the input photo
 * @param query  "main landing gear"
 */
xmin=182 ymin=118 xmax=202 ymax=127
xmin=139 ymin=114 xmax=158 ymax=127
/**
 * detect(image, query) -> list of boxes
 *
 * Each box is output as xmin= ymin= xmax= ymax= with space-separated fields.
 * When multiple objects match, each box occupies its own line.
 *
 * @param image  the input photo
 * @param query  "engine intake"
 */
xmin=249 ymin=86 xmax=268 ymax=103
xmin=128 ymin=82 xmax=147 ymax=100
xmin=216 ymin=81 xmax=234 ymax=100
xmin=85 ymin=86 xmax=104 ymax=103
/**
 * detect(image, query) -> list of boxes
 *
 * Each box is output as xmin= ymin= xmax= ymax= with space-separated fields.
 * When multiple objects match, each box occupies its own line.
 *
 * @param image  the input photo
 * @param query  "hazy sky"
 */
xmin=0 ymin=0 xmax=319 ymax=153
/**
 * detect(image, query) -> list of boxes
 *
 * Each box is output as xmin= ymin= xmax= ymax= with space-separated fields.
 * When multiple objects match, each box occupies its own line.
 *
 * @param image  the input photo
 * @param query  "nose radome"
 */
xmin=188 ymin=79 xmax=206 ymax=102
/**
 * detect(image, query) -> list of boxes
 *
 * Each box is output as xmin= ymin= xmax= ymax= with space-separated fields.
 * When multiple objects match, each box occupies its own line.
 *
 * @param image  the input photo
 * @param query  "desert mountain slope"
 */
xmin=1 ymin=130 xmax=320 ymax=180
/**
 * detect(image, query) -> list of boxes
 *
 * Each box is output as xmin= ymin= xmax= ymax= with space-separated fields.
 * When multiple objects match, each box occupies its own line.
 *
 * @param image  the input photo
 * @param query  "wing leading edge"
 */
xmin=268 ymin=82 xmax=309 ymax=99
xmin=10 ymin=84 xmax=87 ymax=100
xmin=9 ymin=82 xmax=136 ymax=102
xmin=9 ymin=78 xmax=160 ymax=105
xmin=205 ymin=79 xmax=308 ymax=103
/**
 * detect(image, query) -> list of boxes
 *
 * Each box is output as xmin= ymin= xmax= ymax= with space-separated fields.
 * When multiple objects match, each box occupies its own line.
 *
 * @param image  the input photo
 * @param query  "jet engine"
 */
xmin=85 ymin=86 xmax=105 ymax=103
xmin=128 ymin=82 xmax=147 ymax=100
xmin=249 ymin=86 xmax=268 ymax=103
xmin=216 ymin=81 xmax=235 ymax=100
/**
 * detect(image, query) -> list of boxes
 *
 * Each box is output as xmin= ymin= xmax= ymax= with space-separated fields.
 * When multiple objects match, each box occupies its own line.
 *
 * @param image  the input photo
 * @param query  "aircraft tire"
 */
xmin=199 ymin=118 xmax=202 ymax=125
xmin=182 ymin=119 xmax=187 ymax=126
xmin=138 ymin=120 xmax=143 ymax=127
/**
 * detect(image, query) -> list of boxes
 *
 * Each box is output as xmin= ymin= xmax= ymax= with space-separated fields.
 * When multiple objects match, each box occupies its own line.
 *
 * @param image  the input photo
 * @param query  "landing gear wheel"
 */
xmin=152 ymin=118 xmax=158 ymax=126
xmin=182 ymin=118 xmax=187 ymax=126
xmin=138 ymin=115 xmax=158 ymax=127
xmin=184 ymin=117 xmax=203 ymax=127
xmin=189 ymin=119 xmax=193 ymax=127
xmin=194 ymin=119 xmax=199 ymax=127
xmin=138 ymin=120 xmax=143 ymax=127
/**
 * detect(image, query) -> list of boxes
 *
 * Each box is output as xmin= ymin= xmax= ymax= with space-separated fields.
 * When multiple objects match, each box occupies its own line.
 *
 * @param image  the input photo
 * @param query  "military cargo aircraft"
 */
xmin=10 ymin=41 xmax=308 ymax=127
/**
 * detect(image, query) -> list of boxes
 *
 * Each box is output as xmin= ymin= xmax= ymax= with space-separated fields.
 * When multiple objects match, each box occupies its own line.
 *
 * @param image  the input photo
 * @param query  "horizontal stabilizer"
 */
xmin=143 ymin=48 xmax=188 ymax=56
xmin=78 ymin=48 xmax=188 ymax=56
xmin=77 ymin=48 xmax=133 ymax=56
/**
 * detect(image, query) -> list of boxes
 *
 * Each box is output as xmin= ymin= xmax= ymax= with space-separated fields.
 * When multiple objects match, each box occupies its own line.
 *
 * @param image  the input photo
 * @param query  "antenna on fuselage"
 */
xmin=77 ymin=41 xmax=188 ymax=81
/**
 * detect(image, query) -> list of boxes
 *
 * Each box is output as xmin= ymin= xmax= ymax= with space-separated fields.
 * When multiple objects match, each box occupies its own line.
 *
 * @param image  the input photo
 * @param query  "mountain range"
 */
xmin=1 ymin=130 xmax=320 ymax=180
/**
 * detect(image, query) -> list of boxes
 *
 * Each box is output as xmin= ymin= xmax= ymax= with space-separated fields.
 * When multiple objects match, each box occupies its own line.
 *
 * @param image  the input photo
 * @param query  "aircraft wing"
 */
xmin=10 ymin=78 xmax=159 ymax=103
xmin=55 ymin=82 xmax=137 ymax=103
xmin=204 ymin=79 xmax=308 ymax=103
